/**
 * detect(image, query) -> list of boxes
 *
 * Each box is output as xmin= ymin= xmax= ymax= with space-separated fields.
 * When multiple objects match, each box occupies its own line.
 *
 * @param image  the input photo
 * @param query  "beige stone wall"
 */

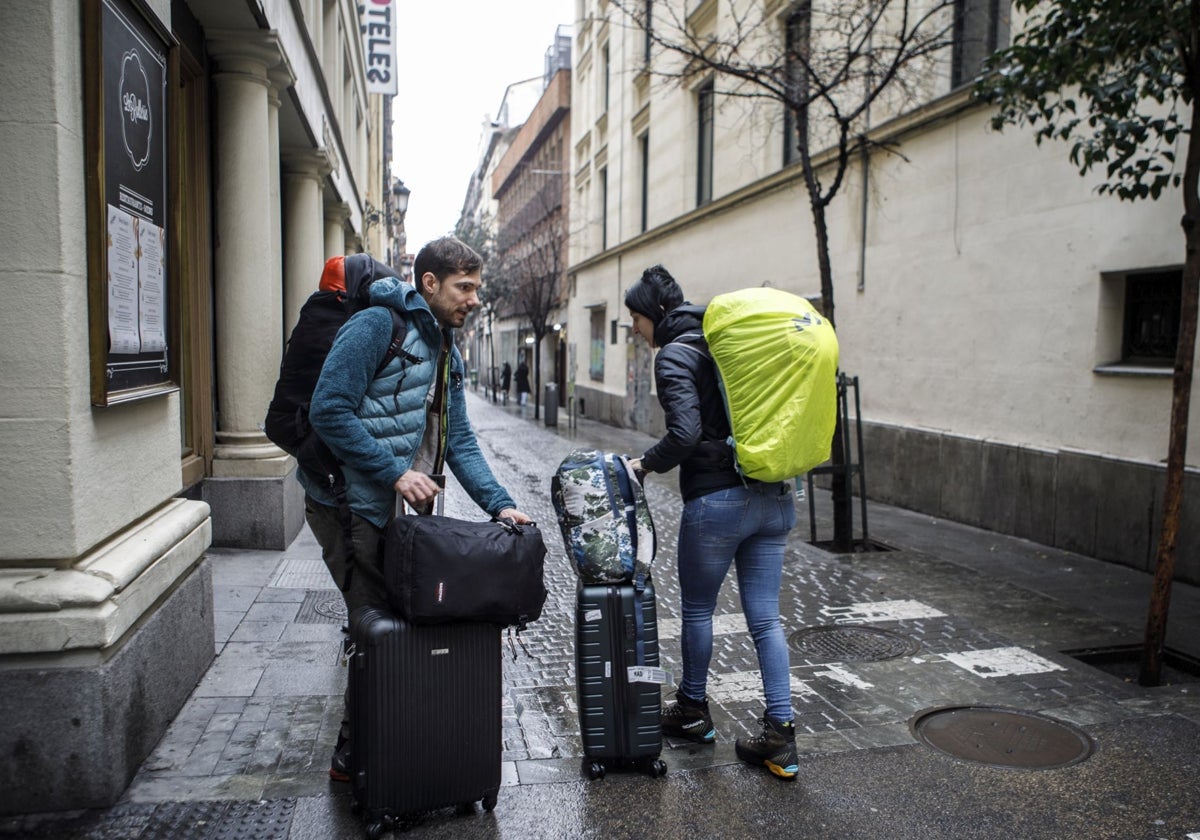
xmin=0 ymin=2 xmax=186 ymax=563
xmin=568 ymin=0 xmax=1190 ymax=467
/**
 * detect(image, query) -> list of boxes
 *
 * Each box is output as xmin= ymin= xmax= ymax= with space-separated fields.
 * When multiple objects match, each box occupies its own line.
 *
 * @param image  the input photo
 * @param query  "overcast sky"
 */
xmin=391 ymin=1 xmax=575 ymax=255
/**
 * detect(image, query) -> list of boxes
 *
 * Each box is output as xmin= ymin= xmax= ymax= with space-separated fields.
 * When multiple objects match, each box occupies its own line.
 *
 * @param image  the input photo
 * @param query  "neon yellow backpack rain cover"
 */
xmin=702 ymin=287 xmax=839 ymax=482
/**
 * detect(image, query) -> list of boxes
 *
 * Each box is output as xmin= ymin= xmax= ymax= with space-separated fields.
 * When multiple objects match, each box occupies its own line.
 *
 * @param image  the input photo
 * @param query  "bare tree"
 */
xmin=610 ymin=0 xmax=957 ymax=550
xmin=455 ymin=213 xmax=512 ymax=400
xmin=497 ymin=171 xmax=568 ymax=420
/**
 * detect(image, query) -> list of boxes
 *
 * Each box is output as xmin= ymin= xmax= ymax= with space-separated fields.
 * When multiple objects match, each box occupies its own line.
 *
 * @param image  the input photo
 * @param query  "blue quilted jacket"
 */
xmin=300 ymin=276 xmax=516 ymax=527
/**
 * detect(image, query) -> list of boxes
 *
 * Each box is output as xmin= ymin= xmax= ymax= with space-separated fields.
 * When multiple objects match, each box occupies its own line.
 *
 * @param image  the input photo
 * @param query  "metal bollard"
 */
xmin=544 ymin=383 xmax=558 ymax=426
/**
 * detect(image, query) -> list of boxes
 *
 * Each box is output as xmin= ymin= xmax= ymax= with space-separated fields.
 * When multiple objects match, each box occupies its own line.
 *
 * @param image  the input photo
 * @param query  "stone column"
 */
xmin=267 ymin=65 xmax=294 ymax=346
xmin=206 ymin=32 xmax=297 ymax=547
xmin=325 ymin=201 xmax=351 ymax=259
xmin=282 ymin=150 xmax=331 ymax=335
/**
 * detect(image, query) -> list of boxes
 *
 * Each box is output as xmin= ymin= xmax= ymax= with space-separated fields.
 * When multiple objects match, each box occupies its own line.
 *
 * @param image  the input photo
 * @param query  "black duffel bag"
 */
xmin=384 ymin=514 xmax=547 ymax=629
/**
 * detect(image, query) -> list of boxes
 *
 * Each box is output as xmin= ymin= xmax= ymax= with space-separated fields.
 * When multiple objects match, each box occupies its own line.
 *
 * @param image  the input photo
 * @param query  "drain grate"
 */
xmin=296 ymin=589 xmax=347 ymax=624
xmin=789 ymin=624 xmax=920 ymax=662
xmin=909 ymin=705 xmax=1093 ymax=770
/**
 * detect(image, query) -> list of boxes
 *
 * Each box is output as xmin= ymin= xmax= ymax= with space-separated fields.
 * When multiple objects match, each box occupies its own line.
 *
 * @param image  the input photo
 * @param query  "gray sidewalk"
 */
xmin=5 ymin=390 xmax=1200 ymax=839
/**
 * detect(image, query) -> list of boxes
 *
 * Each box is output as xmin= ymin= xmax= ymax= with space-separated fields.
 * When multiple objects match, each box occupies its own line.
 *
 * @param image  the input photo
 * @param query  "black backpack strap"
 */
xmin=373 ymin=307 xmax=412 ymax=377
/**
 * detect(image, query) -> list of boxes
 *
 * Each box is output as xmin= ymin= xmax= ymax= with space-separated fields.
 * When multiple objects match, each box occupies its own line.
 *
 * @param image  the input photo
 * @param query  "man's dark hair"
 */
xmin=624 ymin=264 xmax=685 ymax=325
xmin=413 ymin=236 xmax=483 ymax=286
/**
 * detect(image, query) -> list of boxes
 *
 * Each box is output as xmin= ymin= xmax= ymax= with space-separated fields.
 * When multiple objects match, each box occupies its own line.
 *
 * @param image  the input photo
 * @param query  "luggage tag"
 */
xmin=627 ymin=665 xmax=672 ymax=685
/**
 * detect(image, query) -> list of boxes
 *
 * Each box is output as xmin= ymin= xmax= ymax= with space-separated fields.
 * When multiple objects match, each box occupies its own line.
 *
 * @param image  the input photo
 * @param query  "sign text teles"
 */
xmin=358 ymin=0 xmax=397 ymax=95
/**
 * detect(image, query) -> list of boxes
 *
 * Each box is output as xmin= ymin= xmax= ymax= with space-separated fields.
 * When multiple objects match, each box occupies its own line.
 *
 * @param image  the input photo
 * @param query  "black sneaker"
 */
xmin=735 ymin=716 xmax=798 ymax=779
xmin=661 ymin=691 xmax=716 ymax=743
xmin=329 ymin=735 xmax=352 ymax=783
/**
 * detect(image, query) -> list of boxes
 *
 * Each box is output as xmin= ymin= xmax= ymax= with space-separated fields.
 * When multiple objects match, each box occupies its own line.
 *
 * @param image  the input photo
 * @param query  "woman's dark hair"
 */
xmin=413 ymin=236 xmax=483 ymax=284
xmin=624 ymin=264 xmax=684 ymax=324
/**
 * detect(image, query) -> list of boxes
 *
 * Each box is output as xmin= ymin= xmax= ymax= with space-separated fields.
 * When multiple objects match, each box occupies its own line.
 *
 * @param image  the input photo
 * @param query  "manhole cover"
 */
xmin=789 ymin=625 xmax=920 ymax=661
xmin=909 ymin=705 xmax=1093 ymax=769
xmin=297 ymin=590 xmax=347 ymax=624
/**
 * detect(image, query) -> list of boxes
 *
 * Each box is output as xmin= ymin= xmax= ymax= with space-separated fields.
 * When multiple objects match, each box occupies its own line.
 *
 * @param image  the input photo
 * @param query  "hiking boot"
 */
xmin=735 ymin=716 xmax=798 ymax=780
xmin=662 ymin=691 xmax=716 ymax=744
xmin=329 ymin=735 xmax=352 ymax=783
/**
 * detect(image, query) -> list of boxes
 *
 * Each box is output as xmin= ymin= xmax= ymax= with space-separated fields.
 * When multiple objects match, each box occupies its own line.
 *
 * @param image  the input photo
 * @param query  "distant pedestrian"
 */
xmin=514 ymin=359 xmax=531 ymax=406
xmin=501 ymin=361 xmax=512 ymax=405
xmin=626 ymin=264 xmax=798 ymax=781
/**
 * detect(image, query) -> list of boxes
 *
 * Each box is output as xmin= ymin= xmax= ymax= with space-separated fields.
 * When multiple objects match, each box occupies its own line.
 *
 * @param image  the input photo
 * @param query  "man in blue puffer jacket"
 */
xmin=301 ymin=236 xmax=531 ymax=781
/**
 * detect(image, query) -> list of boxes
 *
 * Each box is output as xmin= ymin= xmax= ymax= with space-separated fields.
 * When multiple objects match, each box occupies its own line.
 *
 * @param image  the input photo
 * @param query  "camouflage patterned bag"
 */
xmin=551 ymin=448 xmax=655 ymax=584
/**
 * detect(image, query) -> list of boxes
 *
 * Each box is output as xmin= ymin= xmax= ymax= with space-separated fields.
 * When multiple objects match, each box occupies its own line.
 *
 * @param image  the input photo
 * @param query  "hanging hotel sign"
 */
xmin=84 ymin=0 xmax=178 ymax=405
xmin=359 ymin=0 xmax=398 ymax=95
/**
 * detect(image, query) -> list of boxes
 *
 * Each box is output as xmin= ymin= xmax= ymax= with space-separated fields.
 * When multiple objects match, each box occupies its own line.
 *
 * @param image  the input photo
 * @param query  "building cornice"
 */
xmin=567 ymin=86 xmax=978 ymax=276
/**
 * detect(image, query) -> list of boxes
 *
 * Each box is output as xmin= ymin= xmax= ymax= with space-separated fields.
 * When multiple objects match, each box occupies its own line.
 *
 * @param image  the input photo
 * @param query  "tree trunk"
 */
xmin=805 ymin=177 xmax=853 ymax=551
xmin=1139 ymin=96 xmax=1200 ymax=686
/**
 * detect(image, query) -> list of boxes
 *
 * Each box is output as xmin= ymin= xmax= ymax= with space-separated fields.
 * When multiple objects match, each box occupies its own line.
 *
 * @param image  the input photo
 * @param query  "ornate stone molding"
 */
xmin=0 ymin=500 xmax=211 ymax=654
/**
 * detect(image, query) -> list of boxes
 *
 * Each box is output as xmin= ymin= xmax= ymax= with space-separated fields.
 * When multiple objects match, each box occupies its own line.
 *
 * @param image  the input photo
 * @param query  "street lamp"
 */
xmin=392 ymin=179 xmax=410 ymax=218
xmin=390 ymin=178 xmax=411 ymax=278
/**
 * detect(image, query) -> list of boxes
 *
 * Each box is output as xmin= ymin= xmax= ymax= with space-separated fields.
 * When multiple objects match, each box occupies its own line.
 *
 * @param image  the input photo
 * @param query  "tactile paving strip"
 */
xmin=60 ymin=799 xmax=296 ymax=840
xmin=269 ymin=557 xmax=336 ymax=590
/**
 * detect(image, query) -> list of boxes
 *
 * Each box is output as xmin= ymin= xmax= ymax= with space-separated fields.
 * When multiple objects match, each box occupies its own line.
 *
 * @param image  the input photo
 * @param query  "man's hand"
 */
xmin=394 ymin=470 xmax=441 ymax=509
xmin=497 ymin=507 xmax=533 ymax=525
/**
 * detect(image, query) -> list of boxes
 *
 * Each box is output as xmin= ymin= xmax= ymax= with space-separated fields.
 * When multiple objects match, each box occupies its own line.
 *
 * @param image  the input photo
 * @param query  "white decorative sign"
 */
xmin=358 ymin=0 xmax=397 ymax=95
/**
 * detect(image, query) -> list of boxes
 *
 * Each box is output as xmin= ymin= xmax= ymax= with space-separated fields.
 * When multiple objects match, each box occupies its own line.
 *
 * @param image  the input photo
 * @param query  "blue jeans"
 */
xmin=676 ymin=482 xmax=796 ymax=721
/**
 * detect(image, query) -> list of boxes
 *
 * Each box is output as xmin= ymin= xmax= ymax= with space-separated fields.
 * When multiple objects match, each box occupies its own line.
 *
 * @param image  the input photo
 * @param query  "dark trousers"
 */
xmin=305 ymin=496 xmax=390 ymax=742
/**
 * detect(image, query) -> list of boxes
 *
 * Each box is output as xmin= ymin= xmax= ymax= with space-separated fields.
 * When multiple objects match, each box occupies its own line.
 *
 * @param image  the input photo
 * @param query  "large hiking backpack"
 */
xmin=694 ymin=287 xmax=839 ymax=482
xmin=551 ymin=448 xmax=655 ymax=585
xmin=264 ymin=253 xmax=408 ymax=488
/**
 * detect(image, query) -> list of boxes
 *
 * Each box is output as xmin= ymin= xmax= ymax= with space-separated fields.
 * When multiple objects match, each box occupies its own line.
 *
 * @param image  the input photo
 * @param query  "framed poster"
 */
xmin=84 ymin=0 xmax=178 ymax=405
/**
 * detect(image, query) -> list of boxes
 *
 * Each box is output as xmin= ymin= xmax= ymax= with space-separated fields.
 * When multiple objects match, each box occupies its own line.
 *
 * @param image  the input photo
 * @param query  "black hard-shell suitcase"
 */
xmin=349 ymin=605 xmax=502 ymax=836
xmin=575 ymin=581 xmax=668 ymax=779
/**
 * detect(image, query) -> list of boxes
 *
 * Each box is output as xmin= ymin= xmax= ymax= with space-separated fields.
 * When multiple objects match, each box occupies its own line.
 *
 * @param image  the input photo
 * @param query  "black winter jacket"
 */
xmin=640 ymin=306 xmax=745 ymax=501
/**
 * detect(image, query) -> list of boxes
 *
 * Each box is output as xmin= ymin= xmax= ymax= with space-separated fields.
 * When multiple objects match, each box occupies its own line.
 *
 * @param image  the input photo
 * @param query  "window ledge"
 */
xmin=1093 ymin=363 xmax=1173 ymax=378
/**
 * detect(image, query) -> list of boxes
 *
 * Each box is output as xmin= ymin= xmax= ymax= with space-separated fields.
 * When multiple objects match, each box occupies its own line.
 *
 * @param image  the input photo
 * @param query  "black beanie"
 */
xmin=625 ymin=264 xmax=684 ymax=324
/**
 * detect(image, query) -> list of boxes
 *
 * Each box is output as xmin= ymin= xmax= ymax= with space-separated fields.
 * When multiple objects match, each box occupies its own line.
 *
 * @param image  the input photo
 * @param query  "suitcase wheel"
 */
xmin=366 ymin=820 xmax=386 ymax=840
xmin=651 ymin=758 xmax=668 ymax=777
xmin=585 ymin=760 xmax=606 ymax=780
xmin=483 ymin=791 xmax=498 ymax=811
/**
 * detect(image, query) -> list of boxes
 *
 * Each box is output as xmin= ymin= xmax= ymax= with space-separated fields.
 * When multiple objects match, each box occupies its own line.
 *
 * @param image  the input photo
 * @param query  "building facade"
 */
xmin=458 ymin=78 xmax=540 ymax=393
xmin=459 ymin=28 xmax=573 ymax=407
xmin=492 ymin=63 xmax=573 ymax=413
xmin=567 ymin=0 xmax=1199 ymax=584
xmin=0 ymin=0 xmax=395 ymax=813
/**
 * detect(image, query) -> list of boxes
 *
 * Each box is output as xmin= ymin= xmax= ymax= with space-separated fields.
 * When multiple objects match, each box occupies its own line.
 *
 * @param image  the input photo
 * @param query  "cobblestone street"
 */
xmin=6 ymin=390 xmax=1200 ymax=840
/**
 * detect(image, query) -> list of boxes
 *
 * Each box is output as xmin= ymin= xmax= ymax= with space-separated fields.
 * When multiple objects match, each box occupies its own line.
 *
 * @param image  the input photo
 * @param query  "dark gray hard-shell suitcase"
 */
xmin=575 ymin=581 xmax=668 ymax=779
xmin=349 ymin=606 xmax=501 ymax=837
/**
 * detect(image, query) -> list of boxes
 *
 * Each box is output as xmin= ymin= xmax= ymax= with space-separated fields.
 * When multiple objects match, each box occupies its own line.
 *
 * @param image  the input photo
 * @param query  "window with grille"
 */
xmin=1123 ymin=270 xmax=1181 ymax=365
xmin=590 ymin=306 xmax=606 ymax=381
xmin=599 ymin=167 xmax=609 ymax=250
xmin=639 ymin=131 xmax=650 ymax=233
xmin=643 ymin=0 xmax=653 ymax=63
xmin=783 ymin=2 xmax=810 ymax=166
xmin=952 ymin=0 xmax=1011 ymax=88
xmin=697 ymin=81 xmax=714 ymax=205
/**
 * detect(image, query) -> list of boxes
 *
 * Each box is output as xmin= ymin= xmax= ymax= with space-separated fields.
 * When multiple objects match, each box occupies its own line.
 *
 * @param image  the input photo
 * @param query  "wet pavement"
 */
xmin=4 ymin=390 xmax=1200 ymax=839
